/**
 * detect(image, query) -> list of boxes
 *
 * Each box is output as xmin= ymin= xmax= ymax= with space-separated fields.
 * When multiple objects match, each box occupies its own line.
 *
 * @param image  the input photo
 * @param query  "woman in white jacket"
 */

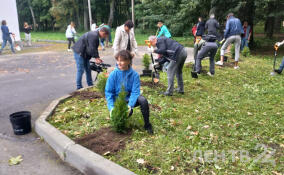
xmin=113 ymin=20 xmax=138 ymax=56
xmin=65 ymin=22 xmax=76 ymax=52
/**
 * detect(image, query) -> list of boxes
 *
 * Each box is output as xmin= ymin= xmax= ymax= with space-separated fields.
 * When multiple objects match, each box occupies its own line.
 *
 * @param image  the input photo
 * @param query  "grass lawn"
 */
xmin=49 ymin=53 xmax=283 ymax=174
xmin=20 ymin=31 xmax=194 ymax=47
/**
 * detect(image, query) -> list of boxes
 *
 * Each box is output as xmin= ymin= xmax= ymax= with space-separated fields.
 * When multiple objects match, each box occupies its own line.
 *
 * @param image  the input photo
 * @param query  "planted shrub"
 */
xmin=230 ymin=44 xmax=235 ymax=59
xmin=142 ymin=54 xmax=151 ymax=70
xmin=110 ymin=85 xmax=129 ymax=133
xmin=96 ymin=72 xmax=108 ymax=96
xmin=242 ymin=46 xmax=251 ymax=57
xmin=214 ymin=48 xmax=221 ymax=62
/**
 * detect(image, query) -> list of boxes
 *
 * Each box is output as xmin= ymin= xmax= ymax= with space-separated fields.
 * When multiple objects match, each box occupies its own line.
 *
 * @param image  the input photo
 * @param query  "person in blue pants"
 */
xmin=274 ymin=40 xmax=284 ymax=74
xmin=0 ymin=20 xmax=15 ymax=54
xmin=72 ymin=27 xmax=109 ymax=90
xmin=275 ymin=57 xmax=284 ymax=74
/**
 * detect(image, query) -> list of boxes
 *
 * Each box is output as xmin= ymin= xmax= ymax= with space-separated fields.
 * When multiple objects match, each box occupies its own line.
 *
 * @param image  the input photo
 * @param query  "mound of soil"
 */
xmin=75 ymin=127 xmax=132 ymax=155
xmin=70 ymin=90 xmax=102 ymax=100
xmin=140 ymin=81 xmax=166 ymax=89
xmin=149 ymin=104 xmax=162 ymax=111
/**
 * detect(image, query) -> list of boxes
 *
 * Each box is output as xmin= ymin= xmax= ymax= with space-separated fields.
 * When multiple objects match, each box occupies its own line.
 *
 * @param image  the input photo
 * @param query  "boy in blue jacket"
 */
xmin=105 ymin=50 xmax=153 ymax=134
xmin=0 ymin=20 xmax=15 ymax=54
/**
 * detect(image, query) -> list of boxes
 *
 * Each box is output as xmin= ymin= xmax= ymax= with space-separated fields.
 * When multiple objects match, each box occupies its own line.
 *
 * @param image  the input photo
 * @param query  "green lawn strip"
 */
xmin=20 ymin=31 xmax=194 ymax=47
xmin=49 ymin=55 xmax=283 ymax=174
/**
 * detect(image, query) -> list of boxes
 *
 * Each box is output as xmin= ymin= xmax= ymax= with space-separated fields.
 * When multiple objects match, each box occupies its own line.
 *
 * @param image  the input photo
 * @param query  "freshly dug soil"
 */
xmin=75 ymin=127 xmax=132 ymax=155
xmin=140 ymin=81 xmax=166 ymax=89
xmin=149 ymin=104 xmax=162 ymax=111
xmin=70 ymin=90 xmax=102 ymax=100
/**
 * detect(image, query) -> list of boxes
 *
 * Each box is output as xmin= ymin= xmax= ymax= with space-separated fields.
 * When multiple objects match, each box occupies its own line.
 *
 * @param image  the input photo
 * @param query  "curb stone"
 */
xmin=35 ymin=90 xmax=136 ymax=175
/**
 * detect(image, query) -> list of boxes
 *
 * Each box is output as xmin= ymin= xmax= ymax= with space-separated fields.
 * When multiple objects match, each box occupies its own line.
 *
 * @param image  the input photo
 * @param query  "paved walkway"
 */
xmin=0 ymin=44 xmax=193 ymax=175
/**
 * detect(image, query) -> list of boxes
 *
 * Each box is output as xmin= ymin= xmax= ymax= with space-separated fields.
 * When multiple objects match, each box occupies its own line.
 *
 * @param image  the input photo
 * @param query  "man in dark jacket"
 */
xmin=72 ymin=27 xmax=109 ymax=89
xmin=196 ymin=17 xmax=205 ymax=37
xmin=148 ymin=36 xmax=187 ymax=96
xmin=205 ymin=14 xmax=219 ymax=37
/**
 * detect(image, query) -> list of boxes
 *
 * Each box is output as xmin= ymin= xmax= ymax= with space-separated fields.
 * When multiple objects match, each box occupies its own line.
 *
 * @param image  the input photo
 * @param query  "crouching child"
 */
xmin=105 ymin=50 xmax=153 ymax=134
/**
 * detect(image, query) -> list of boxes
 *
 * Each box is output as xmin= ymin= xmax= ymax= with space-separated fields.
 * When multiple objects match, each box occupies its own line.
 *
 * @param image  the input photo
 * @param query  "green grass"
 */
xmin=49 ymin=54 xmax=283 ymax=174
xmin=20 ymin=31 xmax=194 ymax=47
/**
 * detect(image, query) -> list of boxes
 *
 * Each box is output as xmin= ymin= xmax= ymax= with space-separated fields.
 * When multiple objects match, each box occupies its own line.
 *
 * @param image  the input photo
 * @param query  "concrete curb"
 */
xmin=35 ymin=90 xmax=136 ymax=175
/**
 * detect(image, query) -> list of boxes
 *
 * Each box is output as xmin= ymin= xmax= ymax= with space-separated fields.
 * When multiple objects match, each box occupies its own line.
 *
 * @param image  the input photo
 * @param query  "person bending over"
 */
xmin=105 ymin=50 xmax=153 ymax=134
xmin=194 ymin=35 xmax=218 ymax=77
xmin=72 ymin=27 xmax=109 ymax=90
xmin=148 ymin=36 xmax=187 ymax=96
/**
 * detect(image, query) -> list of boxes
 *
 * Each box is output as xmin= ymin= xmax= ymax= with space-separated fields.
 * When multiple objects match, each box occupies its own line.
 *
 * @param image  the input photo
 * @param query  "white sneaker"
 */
xmin=207 ymin=72 xmax=214 ymax=77
xmin=67 ymin=49 xmax=72 ymax=52
xmin=234 ymin=66 xmax=240 ymax=70
xmin=215 ymin=61 xmax=223 ymax=66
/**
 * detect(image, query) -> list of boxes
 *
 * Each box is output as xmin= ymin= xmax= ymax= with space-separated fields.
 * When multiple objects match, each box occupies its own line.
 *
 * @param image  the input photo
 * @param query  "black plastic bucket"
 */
xmin=10 ymin=111 xmax=32 ymax=135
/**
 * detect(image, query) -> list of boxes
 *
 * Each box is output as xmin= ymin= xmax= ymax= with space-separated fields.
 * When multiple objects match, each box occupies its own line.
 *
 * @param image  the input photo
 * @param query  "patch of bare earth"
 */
xmin=75 ymin=127 xmax=132 ymax=155
xmin=70 ymin=90 xmax=102 ymax=100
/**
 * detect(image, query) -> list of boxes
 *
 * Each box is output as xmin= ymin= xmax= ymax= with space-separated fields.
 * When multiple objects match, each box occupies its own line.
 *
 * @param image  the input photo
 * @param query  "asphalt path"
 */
xmin=0 ymin=45 xmax=193 ymax=175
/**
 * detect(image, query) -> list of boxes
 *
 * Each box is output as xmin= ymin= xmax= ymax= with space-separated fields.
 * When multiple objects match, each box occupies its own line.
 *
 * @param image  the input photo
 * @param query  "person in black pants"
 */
xmin=66 ymin=22 xmax=76 ymax=52
xmin=194 ymin=35 xmax=218 ymax=77
xmin=105 ymin=50 xmax=153 ymax=134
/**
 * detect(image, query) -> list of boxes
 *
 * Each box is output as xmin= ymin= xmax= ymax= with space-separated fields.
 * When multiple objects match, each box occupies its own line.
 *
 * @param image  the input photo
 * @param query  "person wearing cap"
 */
xmin=72 ymin=27 xmax=109 ymax=90
xmin=216 ymin=13 xmax=244 ymax=69
xmin=113 ymin=20 xmax=138 ymax=56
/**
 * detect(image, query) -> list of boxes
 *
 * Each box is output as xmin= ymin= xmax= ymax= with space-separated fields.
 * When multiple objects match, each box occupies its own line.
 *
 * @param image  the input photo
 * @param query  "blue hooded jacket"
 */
xmin=105 ymin=66 xmax=140 ymax=111
xmin=224 ymin=16 xmax=244 ymax=39
xmin=1 ymin=25 xmax=12 ymax=40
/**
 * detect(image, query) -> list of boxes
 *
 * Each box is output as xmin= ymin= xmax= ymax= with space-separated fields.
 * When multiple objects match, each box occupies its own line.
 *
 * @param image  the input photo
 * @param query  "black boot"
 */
xmin=144 ymin=124 xmax=153 ymax=134
xmin=275 ymin=69 xmax=282 ymax=74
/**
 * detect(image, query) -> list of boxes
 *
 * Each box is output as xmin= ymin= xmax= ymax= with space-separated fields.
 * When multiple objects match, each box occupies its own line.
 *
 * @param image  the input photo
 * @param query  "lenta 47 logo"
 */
xmin=191 ymin=144 xmax=276 ymax=166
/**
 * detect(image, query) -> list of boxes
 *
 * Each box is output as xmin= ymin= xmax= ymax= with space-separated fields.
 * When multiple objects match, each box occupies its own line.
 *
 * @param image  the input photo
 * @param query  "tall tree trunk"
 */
xmin=265 ymin=1 xmax=276 ymax=38
xmin=28 ymin=0 xmax=37 ymax=31
xmin=246 ymin=0 xmax=255 ymax=46
xmin=108 ymin=0 xmax=115 ymax=27
xmin=73 ymin=0 xmax=81 ymax=28
xmin=83 ymin=0 xmax=89 ymax=31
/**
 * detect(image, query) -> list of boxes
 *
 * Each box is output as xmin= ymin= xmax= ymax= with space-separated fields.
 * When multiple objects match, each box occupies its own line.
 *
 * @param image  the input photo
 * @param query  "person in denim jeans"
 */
xmin=72 ymin=27 xmax=109 ymax=89
xmin=216 ymin=13 xmax=244 ymax=69
xmin=0 ymin=20 xmax=15 ymax=54
xmin=275 ymin=57 xmax=284 ymax=74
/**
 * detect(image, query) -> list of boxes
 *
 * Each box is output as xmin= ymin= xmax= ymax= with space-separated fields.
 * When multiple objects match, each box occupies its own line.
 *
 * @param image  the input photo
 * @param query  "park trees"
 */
xmin=16 ymin=0 xmax=283 ymax=38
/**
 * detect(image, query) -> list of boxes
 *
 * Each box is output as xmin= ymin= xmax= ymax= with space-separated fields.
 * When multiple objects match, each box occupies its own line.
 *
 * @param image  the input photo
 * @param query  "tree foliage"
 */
xmin=110 ymin=85 xmax=129 ymax=133
xmin=16 ymin=0 xmax=283 ymax=37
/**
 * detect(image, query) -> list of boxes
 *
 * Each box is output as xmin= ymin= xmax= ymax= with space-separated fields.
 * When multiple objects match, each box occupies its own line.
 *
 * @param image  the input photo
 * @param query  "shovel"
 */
xmin=191 ymin=54 xmax=198 ymax=79
xmin=270 ymin=44 xmax=279 ymax=76
xmin=150 ymin=52 xmax=160 ymax=83
xmin=145 ymin=40 xmax=160 ymax=83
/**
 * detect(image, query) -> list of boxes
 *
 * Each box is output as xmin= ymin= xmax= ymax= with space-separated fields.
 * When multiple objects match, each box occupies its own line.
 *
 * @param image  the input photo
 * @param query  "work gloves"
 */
xmin=109 ymin=106 xmax=133 ymax=119
xmin=128 ymin=105 xmax=133 ymax=118
xmin=147 ymin=46 xmax=154 ymax=53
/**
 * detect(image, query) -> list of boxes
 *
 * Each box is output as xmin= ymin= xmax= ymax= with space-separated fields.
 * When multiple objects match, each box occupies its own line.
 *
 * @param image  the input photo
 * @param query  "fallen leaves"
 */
xmin=186 ymin=125 xmax=192 ymax=130
xmin=136 ymin=158 xmax=145 ymax=165
xmin=9 ymin=155 xmax=23 ymax=166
